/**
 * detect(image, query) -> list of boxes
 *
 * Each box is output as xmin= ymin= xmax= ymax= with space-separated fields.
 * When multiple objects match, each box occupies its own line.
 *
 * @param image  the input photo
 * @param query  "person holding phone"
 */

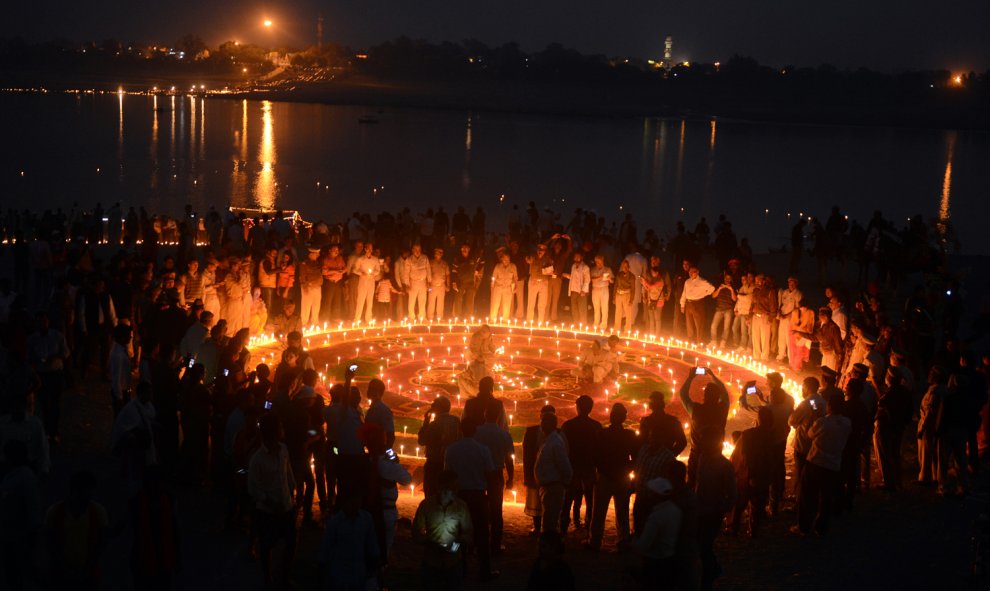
xmin=677 ymin=367 xmax=730 ymax=487
xmin=788 ymin=377 xmax=825 ymax=499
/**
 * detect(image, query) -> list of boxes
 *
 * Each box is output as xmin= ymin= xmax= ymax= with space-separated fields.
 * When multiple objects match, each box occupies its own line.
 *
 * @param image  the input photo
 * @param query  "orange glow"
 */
xmin=952 ymin=74 xmax=963 ymax=86
xmin=263 ymin=19 xmax=273 ymax=27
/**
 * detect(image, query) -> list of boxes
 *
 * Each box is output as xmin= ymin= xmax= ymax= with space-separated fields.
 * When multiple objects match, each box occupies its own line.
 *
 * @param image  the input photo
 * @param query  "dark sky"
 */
xmin=6 ymin=0 xmax=989 ymax=71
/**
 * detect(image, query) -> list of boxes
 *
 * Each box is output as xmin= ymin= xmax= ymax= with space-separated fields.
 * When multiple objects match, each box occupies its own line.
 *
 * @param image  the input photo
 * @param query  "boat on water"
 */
xmin=228 ymin=207 xmax=309 ymax=227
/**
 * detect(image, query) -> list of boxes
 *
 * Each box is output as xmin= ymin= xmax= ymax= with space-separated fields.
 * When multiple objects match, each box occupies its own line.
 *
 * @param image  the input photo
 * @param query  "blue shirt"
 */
xmin=474 ymin=423 xmax=514 ymax=470
xmin=444 ymin=438 xmax=495 ymax=491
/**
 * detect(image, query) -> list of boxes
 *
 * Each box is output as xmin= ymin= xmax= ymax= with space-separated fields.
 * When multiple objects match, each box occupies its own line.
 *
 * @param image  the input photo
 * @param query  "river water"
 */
xmin=3 ymin=92 xmax=987 ymax=253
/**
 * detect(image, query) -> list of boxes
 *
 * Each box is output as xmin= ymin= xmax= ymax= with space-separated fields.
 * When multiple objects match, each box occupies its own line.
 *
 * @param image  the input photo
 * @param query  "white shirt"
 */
xmin=778 ymin=288 xmax=803 ymax=317
xmin=404 ymin=254 xmax=432 ymax=285
xmin=831 ymin=306 xmax=848 ymax=340
xmin=680 ymin=276 xmax=716 ymax=307
xmin=535 ymin=431 xmax=572 ymax=486
xmin=567 ymin=262 xmax=591 ymax=294
xmin=355 ymin=254 xmax=382 ymax=283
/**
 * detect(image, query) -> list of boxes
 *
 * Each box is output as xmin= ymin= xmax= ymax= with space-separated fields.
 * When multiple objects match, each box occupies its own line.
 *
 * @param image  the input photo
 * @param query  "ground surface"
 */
xmin=5 ymin=355 xmax=983 ymax=591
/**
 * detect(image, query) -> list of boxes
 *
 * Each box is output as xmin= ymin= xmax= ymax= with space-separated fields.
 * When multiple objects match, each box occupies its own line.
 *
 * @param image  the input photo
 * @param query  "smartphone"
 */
xmin=694 ymin=367 xmax=706 ymax=376
xmin=263 ymin=400 xmax=273 ymax=410
xmin=809 ymin=399 xmax=819 ymax=411
xmin=223 ymin=368 xmax=230 ymax=377
xmin=307 ymin=429 xmax=318 ymax=437
xmin=236 ymin=468 xmax=248 ymax=475
xmin=348 ymin=363 xmax=359 ymax=372
xmin=188 ymin=358 xmax=195 ymax=368
xmin=746 ymin=385 xmax=758 ymax=395
xmin=449 ymin=541 xmax=461 ymax=553
xmin=385 ymin=448 xmax=397 ymax=460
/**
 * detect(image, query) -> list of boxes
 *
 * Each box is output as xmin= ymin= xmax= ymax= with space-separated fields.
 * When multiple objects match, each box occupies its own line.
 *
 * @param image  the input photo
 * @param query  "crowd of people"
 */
xmin=0 ymin=199 xmax=986 ymax=590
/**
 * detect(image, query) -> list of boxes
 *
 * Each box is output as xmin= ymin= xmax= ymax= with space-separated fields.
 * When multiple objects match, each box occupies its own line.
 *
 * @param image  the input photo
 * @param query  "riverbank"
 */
xmin=4 ymin=67 xmax=989 ymax=130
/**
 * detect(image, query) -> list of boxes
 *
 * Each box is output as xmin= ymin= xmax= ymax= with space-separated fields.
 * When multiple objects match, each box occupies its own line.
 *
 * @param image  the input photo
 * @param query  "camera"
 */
xmin=695 ymin=367 xmax=706 ymax=376
xmin=348 ymin=363 xmax=359 ymax=372
xmin=263 ymin=400 xmax=273 ymax=410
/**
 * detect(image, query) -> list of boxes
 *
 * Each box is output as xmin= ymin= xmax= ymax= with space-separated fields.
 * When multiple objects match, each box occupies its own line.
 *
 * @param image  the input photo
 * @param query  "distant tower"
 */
xmin=317 ymin=15 xmax=324 ymax=50
xmin=664 ymin=35 xmax=673 ymax=73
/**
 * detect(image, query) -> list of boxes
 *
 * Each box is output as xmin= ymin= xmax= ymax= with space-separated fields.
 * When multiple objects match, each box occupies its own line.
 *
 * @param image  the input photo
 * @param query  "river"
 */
xmin=2 ymin=92 xmax=987 ymax=253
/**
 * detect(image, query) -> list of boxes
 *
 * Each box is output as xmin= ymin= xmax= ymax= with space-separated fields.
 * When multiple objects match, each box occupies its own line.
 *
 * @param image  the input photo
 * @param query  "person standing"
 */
xmin=677 ymin=367 xmax=730 ymax=486
xmin=474 ymin=401 xmax=514 ymax=556
xmin=128 ymin=467 xmax=180 ymax=591
xmin=318 ymin=493 xmax=380 ymax=591
xmin=298 ymin=246 xmax=324 ymax=327
xmin=27 ymin=312 xmax=70 ymax=443
xmin=43 ymin=470 xmax=108 ymax=591
xmin=750 ymin=274 xmax=777 ymax=361
xmin=623 ymin=245 xmax=648 ymax=327
xmin=560 ymin=395 xmax=601 ymax=533
xmin=108 ymin=324 xmax=133 ymax=417
xmin=353 ymin=242 xmax=381 ymax=323
xmin=694 ymin=445 xmax=736 ymax=591
xmin=427 ymin=247 xmax=450 ymax=321
xmin=776 ymin=277 xmax=803 ymax=363
xmin=633 ymin=478 xmax=681 ymax=585
xmin=419 ymin=396 xmax=462 ymax=498
xmin=526 ymin=243 xmax=554 ymax=324
xmin=412 ymin=470 xmax=473 ymax=591
xmin=874 ymin=368 xmax=913 ymax=491
xmin=614 ymin=260 xmax=637 ymax=334
xmin=732 ymin=273 xmax=754 ymax=350
xmin=639 ymin=391 xmax=687 ymax=457
xmin=587 ymin=403 xmax=638 ymax=552
xmin=404 ymin=244 xmax=432 ymax=321
xmin=709 ymin=272 xmax=736 ymax=348
xmin=535 ymin=412 xmax=572 ymax=535
xmin=248 ymin=414 xmax=297 ymax=590
xmin=444 ymin=421 xmax=500 ymax=581
xmin=793 ymin=394 xmax=850 ymax=536
xmin=815 ymin=307 xmax=844 ymax=372
xmin=590 ymin=255 xmax=613 ymax=330
xmin=258 ymin=247 xmax=279 ymax=315
xmin=917 ymin=366 xmax=947 ymax=486
xmin=365 ymin=378 xmax=396 ymax=449
xmin=680 ymin=266 xmax=716 ymax=343
xmin=564 ymin=252 xmax=591 ymax=325
xmin=523 ymin=405 xmax=556 ymax=536
xmin=547 ymin=234 xmax=574 ymax=322
xmin=640 ymin=257 xmax=670 ymax=336
xmin=489 ymin=252 xmax=517 ymax=322
xmin=321 ymin=244 xmax=347 ymax=321
xmin=631 ymin=428 xmax=676 ymax=535
xmin=729 ymin=407 xmax=773 ymax=537
xmin=452 ymin=243 xmax=483 ymax=319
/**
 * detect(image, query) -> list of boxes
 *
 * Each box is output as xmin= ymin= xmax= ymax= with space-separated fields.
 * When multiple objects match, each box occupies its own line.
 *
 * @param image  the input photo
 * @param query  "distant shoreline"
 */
xmin=3 ymin=69 xmax=988 ymax=131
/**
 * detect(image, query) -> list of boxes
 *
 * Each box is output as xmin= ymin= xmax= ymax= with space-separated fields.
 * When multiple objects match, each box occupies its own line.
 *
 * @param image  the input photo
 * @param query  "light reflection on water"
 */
xmin=255 ymin=100 xmax=277 ymax=211
xmin=3 ymin=93 xmax=989 ymax=254
xmin=938 ymin=131 xmax=956 ymax=242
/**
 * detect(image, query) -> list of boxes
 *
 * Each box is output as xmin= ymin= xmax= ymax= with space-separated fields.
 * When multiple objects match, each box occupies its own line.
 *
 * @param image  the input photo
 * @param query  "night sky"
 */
xmin=5 ymin=0 xmax=989 ymax=71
